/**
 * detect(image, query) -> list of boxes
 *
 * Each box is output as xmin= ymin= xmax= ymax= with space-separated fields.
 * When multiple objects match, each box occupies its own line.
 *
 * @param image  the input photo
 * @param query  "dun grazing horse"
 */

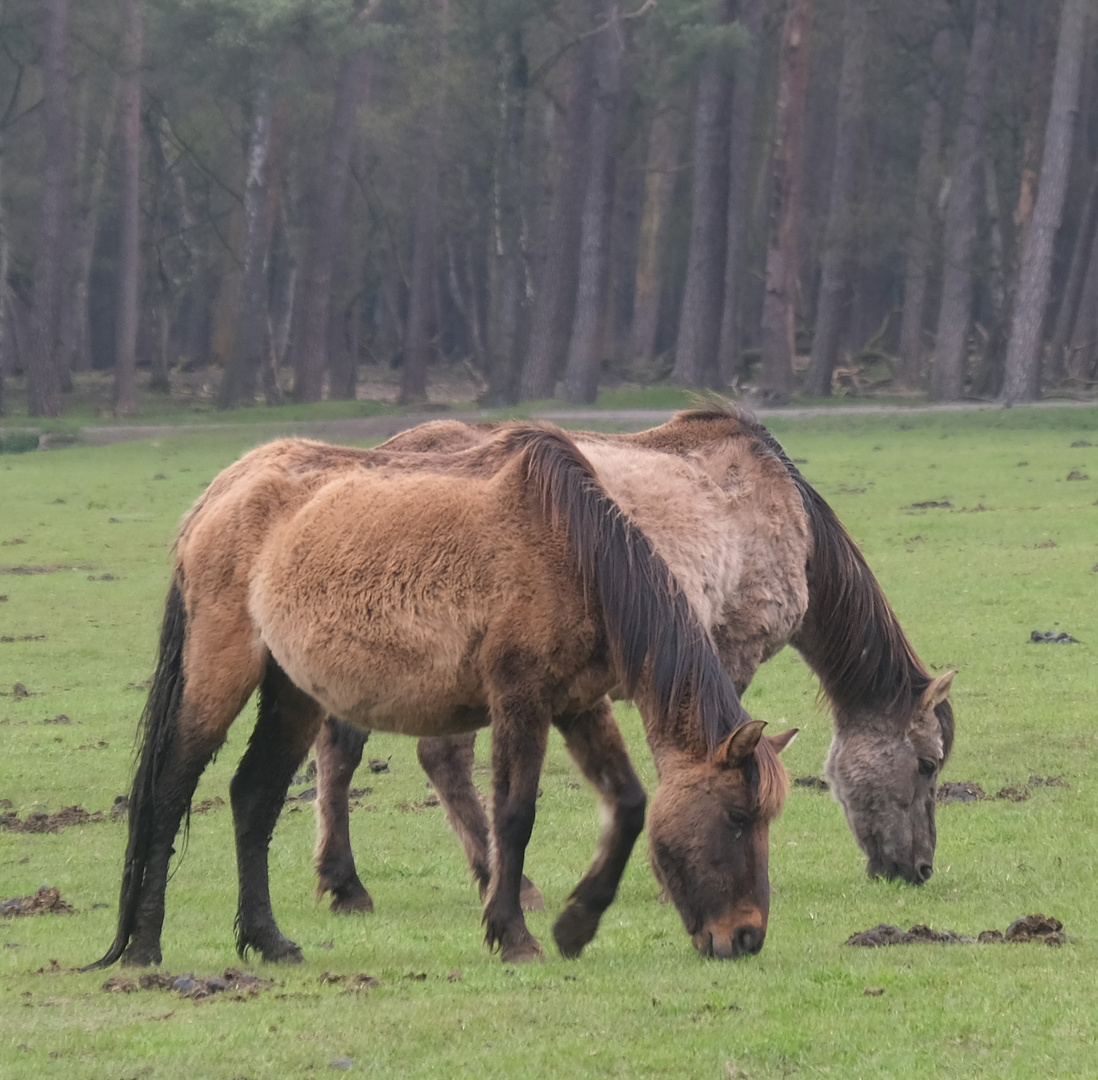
xmin=88 ymin=425 xmax=795 ymax=971
xmin=304 ymin=406 xmax=956 ymax=915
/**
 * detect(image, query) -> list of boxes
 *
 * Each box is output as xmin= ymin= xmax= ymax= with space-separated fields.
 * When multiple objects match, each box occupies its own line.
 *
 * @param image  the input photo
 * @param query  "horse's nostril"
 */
xmin=916 ymin=862 xmax=933 ymax=884
xmin=733 ymin=925 xmax=763 ymax=957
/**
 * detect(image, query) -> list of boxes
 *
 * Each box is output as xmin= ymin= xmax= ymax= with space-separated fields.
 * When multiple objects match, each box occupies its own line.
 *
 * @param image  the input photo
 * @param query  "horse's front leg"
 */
xmin=482 ymin=693 xmax=550 ymax=963
xmin=231 ymin=661 xmax=325 ymax=963
xmin=314 ymin=717 xmax=374 ymax=913
xmin=550 ymin=698 xmax=646 ymax=958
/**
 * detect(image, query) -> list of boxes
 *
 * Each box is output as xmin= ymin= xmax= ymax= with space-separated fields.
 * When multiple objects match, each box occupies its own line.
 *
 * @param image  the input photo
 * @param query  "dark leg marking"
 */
xmin=231 ymin=661 xmax=325 ymax=963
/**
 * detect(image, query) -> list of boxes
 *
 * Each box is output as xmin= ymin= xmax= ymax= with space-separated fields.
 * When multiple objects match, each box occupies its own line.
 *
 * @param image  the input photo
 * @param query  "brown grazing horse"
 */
xmin=306 ymin=406 xmax=955 ymax=913
xmin=88 ymin=424 xmax=795 ymax=970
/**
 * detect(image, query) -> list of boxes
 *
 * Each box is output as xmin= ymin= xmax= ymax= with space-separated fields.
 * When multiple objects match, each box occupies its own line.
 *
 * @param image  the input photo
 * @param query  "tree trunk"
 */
xmin=219 ymin=81 xmax=277 ymax=409
xmin=483 ymin=29 xmax=528 ymax=403
xmin=28 ymin=0 xmax=72 ymax=417
xmin=292 ymin=40 xmax=372 ymax=402
xmin=63 ymin=76 xmax=119 ymax=378
xmin=608 ymin=128 xmax=644 ymax=366
xmin=561 ymin=0 xmax=625 ymax=403
xmin=759 ymin=0 xmax=814 ymax=398
xmin=629 ymin=102 xmax=684 ymax=372
xmin=898 ymin=13 xmax=949 ymax=385
xmin=0 ymin=127 xmax=8 ymax=415
xmin=1066 ymin=219 xmax=1098 ymax=382
xmin=971 ymin=150 xmax=1008 ymax=397
xmin=400 ymin=0 xmax=449 ymax=405
xmin=1002 ymin=0 xmax=1088 ymax=403
xmin=1048 ymin=161 xmax=1098 ymax=381
xmin=929 ymin=0 xmax=996 ymax=402
xmin=113 ymin=0 xmax=142 ymax=416
xmin=672 ymin=0 xmax=732 ymax=388
xmin=399 ymin=0 xmax=450 ymax=405
xmin=716 ymin=0 xmax=764 ymax=384
xmin=519 ymin=43 xmax=593 ymax=400
xmin=1013 ymin=1 xmax=1060 ymax=265
xmin=804 ymin=0 xmax=868 ymax=397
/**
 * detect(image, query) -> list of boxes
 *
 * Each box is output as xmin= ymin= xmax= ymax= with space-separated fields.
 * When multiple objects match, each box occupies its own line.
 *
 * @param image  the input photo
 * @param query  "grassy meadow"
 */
xmin=1 ymin=405 xmax=1096 ymax=1079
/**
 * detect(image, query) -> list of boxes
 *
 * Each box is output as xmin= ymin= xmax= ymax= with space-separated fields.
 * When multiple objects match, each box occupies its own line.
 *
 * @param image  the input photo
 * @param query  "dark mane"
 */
xmin=505 ymin=426 xmax=749 ymax=752
xmin=508 ymin=424 xmax=788 ymax=809
xmin=677 ymin=403 xmax=952 ymax=756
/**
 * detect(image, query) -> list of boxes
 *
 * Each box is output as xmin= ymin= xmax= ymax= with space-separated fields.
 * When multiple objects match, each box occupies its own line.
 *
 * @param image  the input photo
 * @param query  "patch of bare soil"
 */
xmin=793 ymin=775 xmax=829 ymax=791
xmin=191 ymin=796 xmax=224 ymax=813
xmin=937 ymin=775 xmax=1067 ymax=804
xmin=318 ymin=972 xmax=381 ymax=993
xmin=0 ymin=805 xmax=106 ymax=833
xmin=847 ymin=914 xmax=1065 ymax=947
xmin=0 ymin=887 xmax=75 ymax=917
xmin=936 ymin=781 xmax=986 ymax=803
xmin=102 ymin=967 xmax=274 ymax=1001
xmin=395 ymin=793 xmax=441 ymax=812
xmin=908 ymin=500 xmax=953 ymax=509
xmin=1030 ymin=630 xmax=1079 ymax=643
xmin=0 ymin=564 xmax=92 ymax=575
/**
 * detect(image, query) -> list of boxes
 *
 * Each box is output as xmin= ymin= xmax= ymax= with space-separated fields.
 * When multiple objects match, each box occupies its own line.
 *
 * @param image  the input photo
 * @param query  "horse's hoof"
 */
xmin=520 ymin=879 xmax=545 ymax=913
xmin=259 ymin=939 xmax=305 ymax=964
xmin=328 ymin=886 xmax=374 ymax=915
xmin=552 ymin=903 xmax=600 ymax=959
xmin=500 ymin=939 xmax=544 ymax=964
xmin=120 ymin=946 xmax=161 ymax=968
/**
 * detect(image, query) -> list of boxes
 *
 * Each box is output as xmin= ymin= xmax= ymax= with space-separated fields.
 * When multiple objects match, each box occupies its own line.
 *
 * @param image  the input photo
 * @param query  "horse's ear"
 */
xmin=920 ymin=671 xmax=956 ymax=712
xmin=765 ymin=727 xmax=798 ymax=755
xmin=715 ymin=720 xmax=767 ymax=766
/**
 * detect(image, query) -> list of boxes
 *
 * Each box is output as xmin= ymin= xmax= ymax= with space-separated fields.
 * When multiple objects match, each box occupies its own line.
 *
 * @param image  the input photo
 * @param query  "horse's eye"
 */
xmin=917 ymin=758 xmax=937 ymax=778
xmin=726 ymin=810 xmax=749 ymax=833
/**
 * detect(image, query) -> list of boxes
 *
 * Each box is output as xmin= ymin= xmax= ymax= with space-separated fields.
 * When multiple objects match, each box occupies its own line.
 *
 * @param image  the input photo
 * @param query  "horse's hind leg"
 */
xmin=231 ymin=661 xmax=325 ymax=963
xmin=550 ymin=698 xmax=646 ymax=959
xmin=314 ymin=717 xmax=373 ymax=913
xmin=122 ymin=715 xmax=229 ymax=967
xmin=416 ymin=733 xmax=544 ymax=912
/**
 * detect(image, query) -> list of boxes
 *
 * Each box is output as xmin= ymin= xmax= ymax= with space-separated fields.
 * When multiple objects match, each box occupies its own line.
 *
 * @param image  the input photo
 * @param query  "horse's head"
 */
xmin=825 ymin=670 xmax=955 ymax=886
xmin=648 ymin=721 xmax=796 ymax=959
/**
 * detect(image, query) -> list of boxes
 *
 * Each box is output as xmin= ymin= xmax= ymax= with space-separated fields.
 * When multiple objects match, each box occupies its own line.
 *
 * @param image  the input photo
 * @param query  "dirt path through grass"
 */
xmin=69 ymin=396 xmax=1098 ymax=446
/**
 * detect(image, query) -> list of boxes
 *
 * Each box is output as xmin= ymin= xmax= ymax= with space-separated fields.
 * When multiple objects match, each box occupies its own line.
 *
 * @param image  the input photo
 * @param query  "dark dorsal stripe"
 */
xmin=503 ymin=425 xmax=750 ymax=755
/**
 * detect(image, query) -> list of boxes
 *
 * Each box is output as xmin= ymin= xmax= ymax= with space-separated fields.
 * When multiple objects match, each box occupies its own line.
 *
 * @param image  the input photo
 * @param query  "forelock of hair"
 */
xmin=751 ymin=737 xmax=790 ymax=819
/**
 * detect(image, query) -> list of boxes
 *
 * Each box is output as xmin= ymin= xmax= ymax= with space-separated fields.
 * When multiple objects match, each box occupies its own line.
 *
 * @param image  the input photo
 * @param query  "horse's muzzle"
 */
xmin=868 ymin=857 xmax=934 ymax=886
xmin=693 ymin=918 xmax=766 ymax=959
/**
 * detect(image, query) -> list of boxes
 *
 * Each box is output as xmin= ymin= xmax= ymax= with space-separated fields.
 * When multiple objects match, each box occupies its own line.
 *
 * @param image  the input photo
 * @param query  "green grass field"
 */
xmin=1 ymin=407 xmax=1096 ymax=1079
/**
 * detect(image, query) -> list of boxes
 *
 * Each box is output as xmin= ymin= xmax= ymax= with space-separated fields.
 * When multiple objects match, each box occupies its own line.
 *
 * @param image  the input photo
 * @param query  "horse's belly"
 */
xmin=263 ymin=605 xmax=490 ymax=737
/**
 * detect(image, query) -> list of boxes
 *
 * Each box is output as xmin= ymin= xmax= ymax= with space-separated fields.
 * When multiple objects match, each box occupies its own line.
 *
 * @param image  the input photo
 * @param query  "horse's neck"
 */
xmin=631 ymin=683 xmax=709 ymax=768
xmin=578 ymin=442 xmax=741 ymax=631
xmin=791 ymin=602 xmax=913 ymax=733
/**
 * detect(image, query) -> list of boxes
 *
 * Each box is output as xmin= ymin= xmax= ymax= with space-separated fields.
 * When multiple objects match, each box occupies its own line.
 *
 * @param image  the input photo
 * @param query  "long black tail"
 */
xmin=83 ymin=572 xmax=188 ymax=970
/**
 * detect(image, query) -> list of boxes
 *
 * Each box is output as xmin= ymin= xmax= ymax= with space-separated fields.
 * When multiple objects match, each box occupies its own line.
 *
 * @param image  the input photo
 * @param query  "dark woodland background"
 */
xmin=1 ymin=0 xmax=1095 ymax=417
